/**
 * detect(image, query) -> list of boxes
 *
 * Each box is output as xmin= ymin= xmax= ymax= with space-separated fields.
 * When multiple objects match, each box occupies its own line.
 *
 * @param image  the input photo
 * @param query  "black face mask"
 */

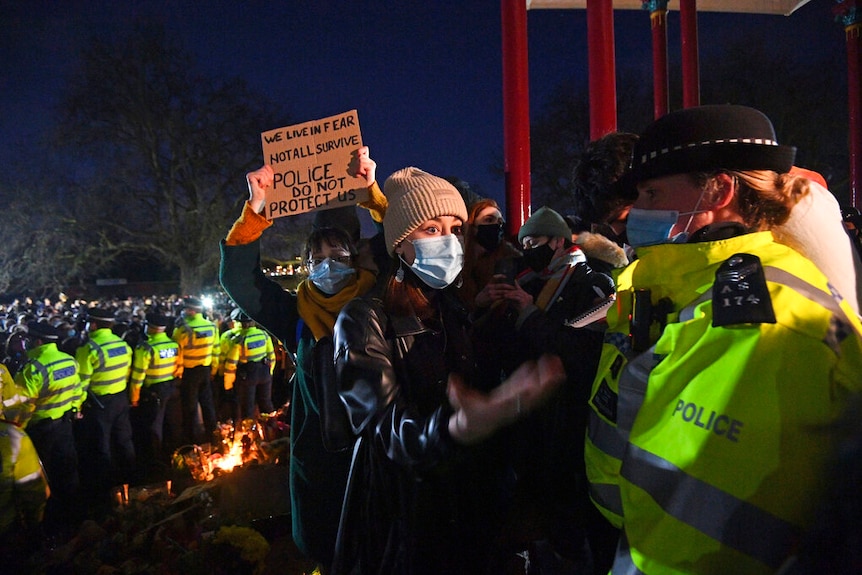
xmin=475 ymin=223 xmax=503 ymax=252
xmin=522 ymin=243 xmax=555 ymax=272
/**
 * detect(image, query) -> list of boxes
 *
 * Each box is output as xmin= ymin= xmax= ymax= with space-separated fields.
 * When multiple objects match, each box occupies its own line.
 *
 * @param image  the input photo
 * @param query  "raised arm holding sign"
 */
xmin=259 ymin=110 xmax=370 ymax=219
xmin=219 ymin=140 xmax=381 ymax=570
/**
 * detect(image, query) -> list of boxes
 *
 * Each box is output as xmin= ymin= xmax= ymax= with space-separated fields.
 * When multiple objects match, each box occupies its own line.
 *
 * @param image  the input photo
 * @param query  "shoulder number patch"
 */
xmin=713 ymin=253 xmax=776 ymax=327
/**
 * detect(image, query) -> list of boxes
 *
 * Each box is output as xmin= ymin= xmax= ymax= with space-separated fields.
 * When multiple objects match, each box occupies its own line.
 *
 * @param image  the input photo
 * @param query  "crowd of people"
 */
xmin=4 ymin=104 xmax=862 ymax=575
xmin=218 ymin=106 xmax=862 ymax=575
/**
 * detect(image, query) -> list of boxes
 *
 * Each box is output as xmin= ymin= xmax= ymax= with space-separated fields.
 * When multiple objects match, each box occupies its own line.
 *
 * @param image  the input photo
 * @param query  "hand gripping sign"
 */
xmin=260 ymin=110 xmax=369 ymax=220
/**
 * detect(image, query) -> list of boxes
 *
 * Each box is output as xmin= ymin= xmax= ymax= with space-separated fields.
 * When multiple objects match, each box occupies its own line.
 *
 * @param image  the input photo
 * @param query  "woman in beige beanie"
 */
xmin=331 ymin=167 xmax=564 ymax=575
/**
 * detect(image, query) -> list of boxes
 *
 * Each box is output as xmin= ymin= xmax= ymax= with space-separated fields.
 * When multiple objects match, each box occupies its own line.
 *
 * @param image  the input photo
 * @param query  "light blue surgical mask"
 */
xmin=625 ymin=208 xmax=680 ymax=247
xmin=402 ymin=234 xmax=464 ymax=289
xmin=626 ymin=191 xmax=709 ymax=247
xmin=308 ymin=258 xmax=356 ymax=295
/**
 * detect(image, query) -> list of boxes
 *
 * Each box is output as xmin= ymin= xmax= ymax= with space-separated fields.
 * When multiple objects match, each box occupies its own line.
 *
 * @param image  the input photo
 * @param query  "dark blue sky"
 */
xmin=0 ymin=0 xmax=846 ymax=208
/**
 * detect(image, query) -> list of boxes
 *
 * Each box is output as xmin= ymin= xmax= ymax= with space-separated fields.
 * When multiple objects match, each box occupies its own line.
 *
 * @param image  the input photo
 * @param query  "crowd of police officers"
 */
xmin=0 ymin=292 xmax=282 ymax=546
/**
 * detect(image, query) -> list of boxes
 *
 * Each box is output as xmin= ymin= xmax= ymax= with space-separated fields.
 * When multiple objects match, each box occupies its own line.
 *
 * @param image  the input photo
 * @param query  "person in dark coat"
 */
xmin=470 ymin=205 xmax=617 ymax=573
xmin=332 ymin=166 xmax=565 ymax=575
xmin=458 ymin=197 xmax=523 ymax=314
xmin=219 ymin=147 xmax=380 ymax=572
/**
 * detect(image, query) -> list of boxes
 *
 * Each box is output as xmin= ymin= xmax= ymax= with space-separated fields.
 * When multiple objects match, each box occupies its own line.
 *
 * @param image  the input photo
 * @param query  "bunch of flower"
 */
xmin=211 ymin=525 xmax=270 ymax=575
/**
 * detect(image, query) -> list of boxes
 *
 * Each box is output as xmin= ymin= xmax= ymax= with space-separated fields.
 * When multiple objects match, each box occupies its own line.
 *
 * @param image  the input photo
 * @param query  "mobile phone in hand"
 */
xmin=493 ymin=259 xmax=517 ymax=285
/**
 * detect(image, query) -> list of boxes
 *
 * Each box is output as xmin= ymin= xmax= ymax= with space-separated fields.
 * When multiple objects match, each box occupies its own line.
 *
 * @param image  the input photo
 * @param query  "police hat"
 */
xmin=145 ymin=313 xmax=170 ymax=329
xmin=88 ymin=307 xmax=117 ymax=322
xmin=631 ymin=105 xmax=796 ymax=183
xmin=26 ymin=321 xmax=60 ymax=341
xmin=183 ymin=296 xmax=204 ymax=310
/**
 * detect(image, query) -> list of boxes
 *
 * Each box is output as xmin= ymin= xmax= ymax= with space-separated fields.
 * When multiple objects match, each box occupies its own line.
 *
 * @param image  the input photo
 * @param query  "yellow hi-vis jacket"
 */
xmin=584 ymin=231 xmax=862 ymax=574
xmin=217 ymin=322 xmax=240 ymax=377
xmin=0 ymin=420 xmax=48 ymax=532
xmin=75 ymin=328 xmax=132 ymax=399
xmin=15 ymin=343 xmax=84 ymax=424
xmin=222 ymin=326 xmax=275 ymax=391
xmin=172 ymin=312 xmax=219 ymax=377
xmin=1 ymin=364 xmax=34 ymax=425
xmin=128 ymin=331 xmax=181 ymax=405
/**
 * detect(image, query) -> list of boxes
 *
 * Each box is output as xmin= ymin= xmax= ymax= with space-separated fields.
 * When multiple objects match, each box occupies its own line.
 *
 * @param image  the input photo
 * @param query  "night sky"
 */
xmin=0 ymin=0 xmax=848 ymax=208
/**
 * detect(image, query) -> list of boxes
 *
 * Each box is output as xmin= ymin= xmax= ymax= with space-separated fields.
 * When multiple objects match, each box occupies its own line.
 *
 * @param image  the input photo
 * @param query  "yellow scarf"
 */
xmin=296 ymin=268 xmax=376 ymax=341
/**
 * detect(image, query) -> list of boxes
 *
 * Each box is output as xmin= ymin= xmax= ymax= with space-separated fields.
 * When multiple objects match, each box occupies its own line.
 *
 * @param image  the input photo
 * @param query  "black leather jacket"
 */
xmin=332 ymin=281 xmax=508 ymax=574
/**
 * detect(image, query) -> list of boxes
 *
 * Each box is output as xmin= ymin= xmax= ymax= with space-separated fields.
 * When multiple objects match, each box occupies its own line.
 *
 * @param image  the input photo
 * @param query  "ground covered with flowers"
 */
xmin=23 ymin=462 xmax=321 ymax=575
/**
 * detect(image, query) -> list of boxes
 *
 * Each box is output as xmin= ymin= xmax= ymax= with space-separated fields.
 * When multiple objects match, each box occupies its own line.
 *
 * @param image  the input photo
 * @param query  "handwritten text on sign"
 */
xmin=260 ymin=110 xmax=368 ymax=219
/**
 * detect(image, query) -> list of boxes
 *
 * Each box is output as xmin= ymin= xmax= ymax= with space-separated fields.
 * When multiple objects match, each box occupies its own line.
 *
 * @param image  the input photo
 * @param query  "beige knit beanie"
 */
xmin=382 ymin=167 xmax=469 ymax=255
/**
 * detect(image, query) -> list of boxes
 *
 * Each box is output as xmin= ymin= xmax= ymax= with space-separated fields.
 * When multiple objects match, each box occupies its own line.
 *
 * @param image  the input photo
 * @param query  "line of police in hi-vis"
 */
xmin=0 ymin=293 xmax=278 ymax=564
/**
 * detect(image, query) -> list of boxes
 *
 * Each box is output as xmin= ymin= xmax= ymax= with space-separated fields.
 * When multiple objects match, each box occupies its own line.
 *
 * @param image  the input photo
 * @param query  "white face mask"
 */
xmin=401 ymin=234 xmax=464 ymax=289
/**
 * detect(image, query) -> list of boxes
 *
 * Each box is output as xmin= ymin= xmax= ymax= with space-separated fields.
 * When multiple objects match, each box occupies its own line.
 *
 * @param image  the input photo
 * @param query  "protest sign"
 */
xmin=260 ymin=110 xmax=368 ymax=219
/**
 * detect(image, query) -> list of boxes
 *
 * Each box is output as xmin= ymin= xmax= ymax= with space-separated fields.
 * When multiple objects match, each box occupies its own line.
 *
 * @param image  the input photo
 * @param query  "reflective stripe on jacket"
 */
xmin=223 ymin=327 xmax=275 ymax=390
xmin=129 ymin=332 xmax=181 ymax=404
xmin=172 ymin=313 xmax=219 ymax=371
xmin=217 ymin=324 xmax=239 ymax=375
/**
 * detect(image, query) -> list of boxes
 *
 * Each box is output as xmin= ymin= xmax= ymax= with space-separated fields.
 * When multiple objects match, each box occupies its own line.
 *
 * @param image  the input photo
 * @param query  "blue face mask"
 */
xmin=627 ymin=187 xmax=710 ymax=248
xmin=402 ymin=234 xmax=464 ymax=289
xmin=626 ymin=202 xmax=709 ymax=247
xmin=625 ymin=208 xmax=680 ymax=247
xmin=308 ymin=258 xmax=356 ymax=295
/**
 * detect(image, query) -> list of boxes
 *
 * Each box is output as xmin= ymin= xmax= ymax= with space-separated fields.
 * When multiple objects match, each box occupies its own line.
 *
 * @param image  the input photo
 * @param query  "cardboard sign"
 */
xmin=260 ymin=110 xmax=368 ymax=219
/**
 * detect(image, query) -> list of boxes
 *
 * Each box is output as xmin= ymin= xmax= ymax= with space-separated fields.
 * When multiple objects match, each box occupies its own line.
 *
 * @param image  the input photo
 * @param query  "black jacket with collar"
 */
xmin=332 ymin=273 xmax=509 ymax=575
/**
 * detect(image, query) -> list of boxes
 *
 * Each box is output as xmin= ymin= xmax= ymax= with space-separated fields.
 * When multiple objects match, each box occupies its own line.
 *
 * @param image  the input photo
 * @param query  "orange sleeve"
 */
xmin=225 ymin=202 xmax=274 ymax=246
xmin=358 ymin=181 xmax=388 ymax=223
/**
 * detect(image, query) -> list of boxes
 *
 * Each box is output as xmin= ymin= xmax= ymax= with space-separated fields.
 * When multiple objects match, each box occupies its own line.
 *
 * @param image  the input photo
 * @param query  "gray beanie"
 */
xmin=382 ymin=167 xmax=468 ymax=255
xmin=518 ymin=206 xmax=571 ymax=243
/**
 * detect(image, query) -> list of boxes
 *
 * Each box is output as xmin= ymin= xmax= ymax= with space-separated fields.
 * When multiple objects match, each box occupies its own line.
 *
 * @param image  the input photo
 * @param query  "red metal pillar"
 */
xmin=835 ymin=0 xmax=862 ymax=208
xmin=501 ymin=0 xmax=531 ymax=234
xmin=587 ymin=0 xmax=617 ymax=140
xmin=644 ymin=1 xmax=669 ymax=118
xmin=679 ymin=0 xmax=700 ymax=108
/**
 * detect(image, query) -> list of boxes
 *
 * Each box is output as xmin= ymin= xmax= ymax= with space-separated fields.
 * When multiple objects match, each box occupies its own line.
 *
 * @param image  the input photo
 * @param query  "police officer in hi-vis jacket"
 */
xmin=75 ymin=307 xmax=135 ymax=519
xmin=16 ymin=321 xmax=84 ymax=537
xmin=222 ymin=312 xmax=275 ymax=421
xmin=584 ymin=105 xmax=862 ymax=574
xmin=171 ymin=296 xmax=219 ymax=445
xmin=129 ymin=313 xmax=182 ymax=479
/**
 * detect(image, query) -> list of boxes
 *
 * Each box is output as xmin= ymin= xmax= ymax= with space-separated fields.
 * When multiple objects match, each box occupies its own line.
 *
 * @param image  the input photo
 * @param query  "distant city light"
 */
xmin=262 ymin=262 xmax=304 ymax=277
